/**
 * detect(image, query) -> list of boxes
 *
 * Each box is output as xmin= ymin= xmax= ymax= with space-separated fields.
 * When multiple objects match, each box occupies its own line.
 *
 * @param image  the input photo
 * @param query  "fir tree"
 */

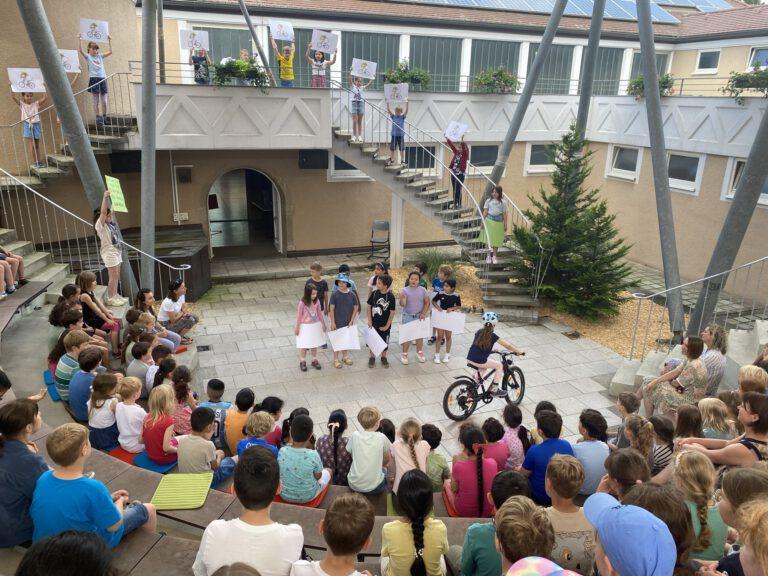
xmin=513 ymin=126 xmax=632 ymax=319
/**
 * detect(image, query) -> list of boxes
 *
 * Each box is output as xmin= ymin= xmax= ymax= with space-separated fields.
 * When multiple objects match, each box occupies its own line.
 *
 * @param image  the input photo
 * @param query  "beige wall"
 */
xmin=669 ymin=45 xmax=754 ymax=96
xmin=136 ymin=16 xmax=183 ymax=78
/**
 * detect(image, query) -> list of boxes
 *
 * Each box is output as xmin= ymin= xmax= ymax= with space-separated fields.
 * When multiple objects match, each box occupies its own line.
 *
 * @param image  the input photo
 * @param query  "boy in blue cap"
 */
xmin=584 ymin=492 xmax=677 ymax=576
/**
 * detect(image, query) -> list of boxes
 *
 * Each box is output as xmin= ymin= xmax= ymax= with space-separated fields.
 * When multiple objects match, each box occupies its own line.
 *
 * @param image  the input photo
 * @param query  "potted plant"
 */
xmin=472 ymin=67 xmax=520 ymax=93
xmin=212 ymin=57 xmax=270 ymax=91
xmin=383 ymin=59 xmax=432 ymax=90
xmin=722 ymin=65 xmax=768 ymax=105
xmin=626 ymin=73 xmax=675 ymax=99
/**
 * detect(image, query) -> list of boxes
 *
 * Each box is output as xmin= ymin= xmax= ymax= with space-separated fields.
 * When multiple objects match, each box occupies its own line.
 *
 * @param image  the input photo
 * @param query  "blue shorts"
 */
xmin=390 ymin=135 xmax=404 ymax=151
xmin=280 ymin=79 xmax=294 ymax=88
xmin=212 ymin=457 xmax=237 ymax=488
xmin=351 ymin=100 xmax=365 ymax=115
xmin=87 ymin=76 xmax=108 ymax=95
xmin=23 ymin=121 xmax=41 ymax=140
xmin=122 ymin=502 xmax=149 ymax=536
xmin=402 ymin=312 xmax=420 ymax=324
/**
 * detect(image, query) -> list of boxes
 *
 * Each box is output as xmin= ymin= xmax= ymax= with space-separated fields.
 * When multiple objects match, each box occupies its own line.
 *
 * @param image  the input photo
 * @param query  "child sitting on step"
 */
xmin=278 ymin=415 xmax=331 ymax=504
xmin=87 ymin=373 xmax=120 ymax=451
xmin=177 ymin=407 xmax=238 ymax=488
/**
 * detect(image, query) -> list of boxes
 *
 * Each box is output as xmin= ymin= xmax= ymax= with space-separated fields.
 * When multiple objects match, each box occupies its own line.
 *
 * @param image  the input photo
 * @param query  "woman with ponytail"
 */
xmin=392 ymin=418 xmax=430 ymax=493
xmin=443 ymin=423 xmax=497 ymax=517
xmin=382 ymin=469 xmax=449 ymax=576
xmin=316 ymin=409 xmax=352 ymax=486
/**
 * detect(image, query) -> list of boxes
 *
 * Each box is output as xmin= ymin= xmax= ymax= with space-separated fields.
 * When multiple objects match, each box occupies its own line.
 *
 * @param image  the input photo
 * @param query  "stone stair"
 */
xmin=331 ymin=129 xmax=538 ymax=324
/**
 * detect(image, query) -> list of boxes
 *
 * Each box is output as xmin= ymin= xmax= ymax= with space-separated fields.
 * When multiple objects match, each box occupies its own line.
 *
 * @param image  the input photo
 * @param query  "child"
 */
xmin=256 ymin=396 xmax=284 ymax=448
xmin=544 ymin=455 xmax=596 ymax=573
xmin=623 ymin=414 xmax=655 ymax=471
xmin=54 ymin=330 xmax=90 ymax=402
xmin=294 ymin=284 xmax=327 ymax=372
xmin=199 ymin=379 xmax=231 ymax=450
xmin=68 ymin=347 xmax=104 ymax=423
xmin=225 ymin=388 xmax=255 ymax=456
xmin=403 ymin=262 xmax=429 ymax=289
xmin=78 ymin=35 xmax=112 ymax=126
xmin=172 ymin=365 xmax=197 ymax=435
xmin=379 ymin=417 xmax=397 ymax=490
xmin=699 ymin=397 xmax=735 ymax=440
xmin=152 ymin=357 xmax=177 ymax=389
xmin=329 ymin=273 xmax=359 ymax=369
xmin=177 ymin=407 xmax=238 ymax=488
xmin=428 ymin=264 xmax=451 ymax=346
xmin=348 ymin=72 xmax=373 ymax=143
xmin=277 ymin=415 xmax=331 ymax=503
xmin=238 ymin=411 xmax=278 ymax=457
xmin=306 ymin=261 xmax=330 ymax=318
xmin=466 ymin=312 xmax=525 ymax=396
xmin=444 ymin=422 xmax=498 ymax=518
xmin=77 ymin=271 xmax=120 ymax=354
xmin=333 ymin=264 xmax=359 ymax=295
xmin=432 ymin=278 xmax=461 ymax=364
xmin=382 ymin=470 xmax=449 ymax=576
xmin=145 ymin=345 xmax=172 ymax=392
xmin=609 ymin=392 xmax=640 ymax=451
xmin=502 ymin=404 xmax=532 ymax=471
xmin=482 ymin=417 xmax=510 ymax=472
xmin=648 ymin=415 xmax=675 ymax=476
xmin=291 ymin=494 xmax=375 ymax=576
xmin=87 ymin=373 xmax=120 ymax=451
xmin=126 ymin=342 xmax=152 ymax=393
xmin=386 ymin=101 xmax=408 ymax=166
xmin=572 ymin=409 xmax=609 ymax=496
xmin=422 ymin=423 xmax=450 ymax=492
xmin=676 ymin=404 xmax=705 ymax=440
xmin=316 ymin=409 xmax=353 ymax=486
xmin=270 ymin=33 xmax=295 ymax=87
xmin=347 ymin=406 xmax=392 ymax=495
xmin=400 ymin=271 xmax=431 ymax=365
xmin=305 ymin=44 xmax=337 ymax=89
xmin=281 ymin=407 xmax=313 ymax=446
xmin=142 ymin=385 xmax=177 ymax=465
xmin=598 ymin=448 xmax=651 ymax=500
xmin=115 ymin=377 xmax=146 ymax=454
xmin=522 ymin=410 xmax=574 ymax=505
xmin=11 ymin=91 xmax=48 ymax=168
xmin=367 ymin=273 xmax=395 ymax=368
xmin=31 ymin=423 xmax=156 ymax=546
xmin=391 ymin=417 xmax=430 ymax=493
xmin=367 ymin=262 xmax=387 ymax=298
xmin=192 ymin=446 xmax=303 ymax=575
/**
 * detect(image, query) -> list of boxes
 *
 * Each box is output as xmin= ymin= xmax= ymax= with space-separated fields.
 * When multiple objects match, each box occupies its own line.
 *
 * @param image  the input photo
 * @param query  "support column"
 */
xmin=140 ymin=0 xmax=157 ymax=288
xmin=637 ymin=0 xmax=685 ymax=337
xmin=484 ymin=0 xmax=568 ymax=197
xmin=390 ymin=195 xmax=406 ymax=268
xmin=575 ymin=0 xmax=605 ymax=136
xmin=459 ymin=38 xmax=472 ymax=92
xmin=237 ymin=0 xmax=276 ymax=87
xmin=157 ymin=0 xmax=166 ymax=84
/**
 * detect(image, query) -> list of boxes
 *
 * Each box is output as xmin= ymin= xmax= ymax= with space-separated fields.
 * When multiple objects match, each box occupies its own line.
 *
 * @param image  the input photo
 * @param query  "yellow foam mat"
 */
xmin=150 ymin=473 xmax=213 ymax=510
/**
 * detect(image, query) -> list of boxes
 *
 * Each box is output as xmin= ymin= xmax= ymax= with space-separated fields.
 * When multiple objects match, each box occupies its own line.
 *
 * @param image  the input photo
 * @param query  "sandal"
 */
xmin=300 ymin=361 xmax=308 ymax=372
xmin=333 ymin=360 xmax=343 ymax=369
xmin=311 ymin=360 xmax=321 ymax=370
xmin=400 ymin=353 xmax=409 ymax=365
xmin=417 ymin=351 xmax=426 ymax=363
xmin=181 ymin=337 xmax=194 ymax=345
xmin=343 ymin=357 xmax=354 ymax=366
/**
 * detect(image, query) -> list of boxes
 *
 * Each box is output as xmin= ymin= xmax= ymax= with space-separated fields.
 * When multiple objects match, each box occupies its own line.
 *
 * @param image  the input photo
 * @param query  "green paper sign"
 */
xmin=104 ymin=175 xmax=128 ymax=213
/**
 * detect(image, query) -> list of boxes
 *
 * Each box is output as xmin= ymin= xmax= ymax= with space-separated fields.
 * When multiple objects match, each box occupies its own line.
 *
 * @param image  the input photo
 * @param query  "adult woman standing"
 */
xmin=700 ymin=325 xmax=728 ymax=397
xmin=447 ymin=136 xmax=468 ymax=208
xmin=134 ymin=288 xmax=183 ymax=352
xmin=157 ymin=279 xmax=199 ymax=344
xmin=479 ymin=186 xmax=508 ymax=264
xmin=94 ymin=189 xmax=126 ymax=306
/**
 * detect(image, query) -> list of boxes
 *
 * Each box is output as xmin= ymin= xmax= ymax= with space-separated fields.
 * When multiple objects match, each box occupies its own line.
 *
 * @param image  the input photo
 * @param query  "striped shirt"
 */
xmin=701 ymin=348 xmax=726 ymax=397
xmin=54 ymin=353 xmax=80 ymax=401
xmin=652 ymin=442 xmax=674 ymax=476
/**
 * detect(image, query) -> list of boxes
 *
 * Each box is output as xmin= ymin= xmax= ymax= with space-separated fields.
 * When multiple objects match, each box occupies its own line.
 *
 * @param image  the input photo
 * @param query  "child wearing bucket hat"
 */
xmin=329 ymin=273 xmax=359 ymax=369
xmin=584 ymin=492 xmax=677 ymax=576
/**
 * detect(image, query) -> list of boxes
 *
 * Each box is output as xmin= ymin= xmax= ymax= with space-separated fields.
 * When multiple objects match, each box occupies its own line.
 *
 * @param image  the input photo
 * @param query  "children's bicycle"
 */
xmin=442 ymin=351 xmax=525 ymax=421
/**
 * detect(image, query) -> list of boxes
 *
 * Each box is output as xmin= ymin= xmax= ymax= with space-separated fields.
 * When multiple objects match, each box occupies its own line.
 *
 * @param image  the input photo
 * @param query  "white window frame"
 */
xmin=667 ymin=151 xmax=705 ymax=196
xmin=720 ymin=157 xmax=768 ymax=207
xmin=524 ymin=142 xmax=556 ymax=175
xmin=468 ymin=144 xmax=500 ymax=177
xmin=694 ymin=49 xmax=720 ymax=75
xmin=605 ymin=144 xmax=642 ymax=183
xmin=747 ymin=46 xmax=768 ymax=71
xmin=327 ymin=155 xmax=373 ymax=182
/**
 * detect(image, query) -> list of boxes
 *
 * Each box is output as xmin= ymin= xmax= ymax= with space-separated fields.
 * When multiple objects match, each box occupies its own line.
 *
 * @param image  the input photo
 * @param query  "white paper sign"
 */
xmin=311 ymin=30 xmax=338 ymax=54
xmin=269 ymin=20 xmax=295 ymax=42
xmin=445 ymin=121 xmax=468 ymax=141
xmin=328 ymin=326 xmax=361 ymax=352
xmin=180 ymin=29 xmax=210 ymax=52
xmin=398 ymin=318 xmax=432 ymax=345
xmin=384 ymin=83 xmax=408 ymax=103
xmin=8 ymin=68 xmax=45 ymax=93
xmin=80 ymin=18 xmax=109 ymax=43
xmin=58 ymin=50 xmax=81 ymax=73
xmin=351 ymin=58 xmax=377 ymax=80
xmin=364 ymin=326 xmax=388 ymax=357
xmin=296 ymin=322 xmax=326 ymax=350
xmin=431 ymin=309 xmax=467 ymax=334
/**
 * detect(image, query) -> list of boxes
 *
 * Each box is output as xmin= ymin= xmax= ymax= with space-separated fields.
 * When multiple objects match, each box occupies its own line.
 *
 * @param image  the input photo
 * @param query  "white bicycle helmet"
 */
xmin=481 ymin=311 xmax=498 ymax=327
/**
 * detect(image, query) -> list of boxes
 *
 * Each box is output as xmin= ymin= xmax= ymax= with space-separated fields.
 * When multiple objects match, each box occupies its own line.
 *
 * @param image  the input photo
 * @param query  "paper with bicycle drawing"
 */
xmin=351 ymin=58 xmax=377 ymax=80
xmin=328 ymin=326 xmax=361 ymax=351
xmin=269 ymin=20 xmax=295 ymax=42
xmin=363 ymin=326 xmax=388 ymax=357
xmin=296 ymin=322 xmax=326 ymax=349
xmin=384 ymin=83 xmax=408 ymax=103
xmin=445 ymin=121 xmax=468 ymax=141
xmin=80 ymin=18 xmax=109 ymax=43
xmin=311 ymin=30 xmax=338 ymax=54
xmin=431 ymin=309 xmax=466 ymax=334
xmin=58 ymin=50 xmax=81 ymax=73
xmin=398 ymin=318 xmax=431 ymax=345
xmin=8 ymin=68 xmax=45 ymax=93
xmin=180 ymin=29 xmax=210 ymax=52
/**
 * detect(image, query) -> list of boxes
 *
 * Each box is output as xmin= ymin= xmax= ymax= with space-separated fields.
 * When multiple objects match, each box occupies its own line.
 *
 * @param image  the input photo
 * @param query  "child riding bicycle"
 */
xmin=466 ymin=312 xmax=525 ymax=397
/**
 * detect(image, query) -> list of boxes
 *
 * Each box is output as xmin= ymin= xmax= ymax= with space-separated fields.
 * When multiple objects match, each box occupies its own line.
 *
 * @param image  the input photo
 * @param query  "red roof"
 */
xmin=676 ymin=3 xmax=768 ymax=40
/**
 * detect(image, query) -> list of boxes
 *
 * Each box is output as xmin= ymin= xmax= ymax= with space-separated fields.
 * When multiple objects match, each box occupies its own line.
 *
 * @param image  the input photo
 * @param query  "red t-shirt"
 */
xmin=453 ymin=457 xmax=498 ymax=518
xmin=263 ymin=424 xmax=283 ymax=448
xmin=142 ymin=414 xmax=177 ymax=464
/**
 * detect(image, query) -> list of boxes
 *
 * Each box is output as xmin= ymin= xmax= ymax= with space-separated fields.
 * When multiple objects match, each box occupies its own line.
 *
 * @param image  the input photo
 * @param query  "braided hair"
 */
xmin=396 ymin=470 xmax=433 ymax=576
xmin=327 ymin=409 xmax=348 ymax=484
xmin=459 ymin=423 xmax=487 ymax=517
xmin=674 ymin=450 xmax=715 ymax=552
xmin=399 ymin=418 xmax=423 ymax=471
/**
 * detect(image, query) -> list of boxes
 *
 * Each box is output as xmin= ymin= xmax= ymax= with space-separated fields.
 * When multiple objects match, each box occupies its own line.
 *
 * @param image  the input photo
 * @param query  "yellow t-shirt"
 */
xmin=276 ymin=52 xmax=295 ymax=81
xmin=382 ymin=518 xmax=449 ymax=576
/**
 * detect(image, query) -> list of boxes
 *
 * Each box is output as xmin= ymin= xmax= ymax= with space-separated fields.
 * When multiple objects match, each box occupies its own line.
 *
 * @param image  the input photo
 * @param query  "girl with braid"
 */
xmin=316 ymin=409 xmax=352 ymax=486
xmin=443 ymin=423 xmax=498 ymax=517
xmin=382 ymin=470 xmax=449 ymax=576
xmin=672 ymin=450 xmax=728 ymax=562
xmin=624 ymin=414 xmax=656 ymax=472
xmin=392 ymin=418 xmax=430 ymax=493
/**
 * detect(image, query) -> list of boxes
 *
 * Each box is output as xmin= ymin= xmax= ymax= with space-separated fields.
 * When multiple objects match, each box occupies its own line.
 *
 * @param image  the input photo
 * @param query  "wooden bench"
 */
xmin=0 ymin=281 xmax=51 ymax=337
xmin=112 ymin=529 xmax=164 ymax=574
xmin=126 ymin=534 xmax=200 ymax=575
xmin=317 ymin=484 xmax=389 ymax=515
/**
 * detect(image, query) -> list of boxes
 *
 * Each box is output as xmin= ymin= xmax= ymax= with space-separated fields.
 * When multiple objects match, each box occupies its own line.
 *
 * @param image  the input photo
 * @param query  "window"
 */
xmin=328 ymin=155 xmax=372 ymax=181
xmin=410 ymin=36 xmax=462 ymax=92
xmin=470 ymin=39 xmax=520 ymax=78
xmin=525 ymin=143 xmax=557 ymax=174
xmin=405 ymin=146 xmax=436 ymax=170
xmin=527 ymin=44 xmax=574 ymax=95
xmin=606 ymin=145 xmax=641 ymax=182
xmin=630 ymin=52 xmax=669 ymax=80
xmin=342 ymin=32 xmax=400 ymax=90
xmin=667 ymin=153 xmax=704 ymax=194
xmin=748 ymin=47 xmax=768 ymax=70
xmin=695 ymin=50 xmax=720 ymax=74
xmin=581 ymin=47 xmax=624 ymax=96
xmin=193 ymin=26 xmax=252 ymax=63
xmin=471 ymin=145 xmax=498 ymax=168
xmin=723 ymin=159 xmax=768 ymax=205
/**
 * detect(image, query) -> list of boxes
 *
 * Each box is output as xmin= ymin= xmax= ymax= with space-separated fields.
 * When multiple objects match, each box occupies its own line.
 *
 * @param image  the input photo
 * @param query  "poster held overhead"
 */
xmin=351 ymin=58 xmax=377 ymax=80
xmin=58 ymin=50 xmax=81 ymax=73
xmin=310 ymin=30 xmax=338 ymax=54
xmin=179 ymin=29 xmax=210 ymax=52
xmin=445 ymin=121 xmax=468 ymax=141
xmin=8 ymin=68 xmax=45 ymax=93
xmin=269 ymin=20 xmax=295 ymax=42
xmin=398 ymin=318 xmax=431 ymax=345
xmin=363 ymin=326 xmax=388 ymax=357
xmin=104 ymin=175 xmax=128 ymax=213
xmin=296 ymin=322 xmax=326 ymax=349
xmin=80 ymin=18 xmax=109 ymax=42
xmin=384 ymin=83 xmax=408 ymax=103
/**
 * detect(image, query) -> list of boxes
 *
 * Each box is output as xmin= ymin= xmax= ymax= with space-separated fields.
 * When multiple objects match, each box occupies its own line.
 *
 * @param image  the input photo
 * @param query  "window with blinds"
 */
xmin=581 ymin=47 xmax=624 ymax=95
xmin=630 ymin=52 xmax=669 ymax=80
xmin=287 ymin=28 xmax=313 ymax=87
xmin=527 ymin=44 xmax=574 ymax=95
xmin=193 ymin=27 xmax=253 ymax=63
xmin=470 ymin=39 xmax=520 ymax=78
xmin=342 ymin=31 xmax=400 ymax=90
xmin=409 ymin=36 xmax=463 ymax=92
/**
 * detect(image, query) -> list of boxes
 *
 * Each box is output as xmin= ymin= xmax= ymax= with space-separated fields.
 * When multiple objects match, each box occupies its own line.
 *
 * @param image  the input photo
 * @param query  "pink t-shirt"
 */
xmin=452 ymin=457 xmax=498 ymax=517
xmin=484 ymin=440 xmax=510 ymax=472
xmin=503 ymin=426 xmax=526 ymax=470
xmin=174 ymin=401 xmax=193 ymax=435
xmin=297 ymin=300 xmax=323 ymax=325
xmin=391 ymin=438 xmax=430 ymax=493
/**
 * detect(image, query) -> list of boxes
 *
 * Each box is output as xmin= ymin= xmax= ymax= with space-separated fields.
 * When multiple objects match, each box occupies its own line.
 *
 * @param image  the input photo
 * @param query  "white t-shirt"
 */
xmin=347 ymin=430 xmax=392 ymax=493
xmin=193 ymin=519 xmax=303 ymax=576
xmin=116 ymin=402 xmax=146 ymax=453
xmin=291 ymin=560 xmax=366 ymax=576
xmin=158 ymin=295 xmax=184 ymax=323
xmin=87 ymin=397 xmax=116 ymax=428
xmin=145 ymin=365 xmax=160 ymax=390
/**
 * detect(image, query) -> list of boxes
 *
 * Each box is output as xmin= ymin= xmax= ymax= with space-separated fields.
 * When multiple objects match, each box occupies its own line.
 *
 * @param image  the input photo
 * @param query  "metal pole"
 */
xmin=141 ymin=0 xmax=157 ymax=287
xmin=687 ymin=107 xmax=768 ymax=333
xmin=636 ymin=0 xmax=685 ymax=338
xmin=484 ymin=0 xmax=567 ymax=197
xmin=575 ymin=0 xmax=605 ymax=137
xmin=236 ymin=0 xmax=277 ymax=87
xmin=157 ymin=0 xmax=166 ymax=84
xmin=15 ymin=0 xmax=137 ymax=294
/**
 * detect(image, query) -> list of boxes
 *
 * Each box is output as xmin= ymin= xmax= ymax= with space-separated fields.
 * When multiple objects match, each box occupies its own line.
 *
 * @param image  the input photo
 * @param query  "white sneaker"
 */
xmin=434 ymin=355 xmax=441 ymax=364
xmin=492 ymin=255 xmax=498 ymax=264
xmin=417 ymin=351 xmax=426 ymax=363
xmin=105 ymin=296 xmax=123 ymax=307
xmin=485 ymin=254 xmax=493 ymax=263
xmin=400 ymin=353 xmax=409 ymax=365
xmin=444 ymin=353 xmax=451 ymax=362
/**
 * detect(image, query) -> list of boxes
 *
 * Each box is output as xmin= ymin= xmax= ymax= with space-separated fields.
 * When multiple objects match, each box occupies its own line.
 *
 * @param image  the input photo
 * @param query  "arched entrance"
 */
xmin=206 ymin=169 xmax=283 ymax=257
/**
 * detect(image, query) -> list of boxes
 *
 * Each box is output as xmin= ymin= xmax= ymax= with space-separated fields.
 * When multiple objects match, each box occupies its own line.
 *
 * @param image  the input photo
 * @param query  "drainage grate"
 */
xmin=563 ymin=330 xmax=581 ymax=340
xmin=197 ymin=345 xmax=211 ymax=352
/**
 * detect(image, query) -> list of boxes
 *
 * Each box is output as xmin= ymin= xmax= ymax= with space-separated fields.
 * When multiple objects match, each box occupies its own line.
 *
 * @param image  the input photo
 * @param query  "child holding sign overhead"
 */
xmin=386 ymin=101 xmax=408 ymax=167
xmin=78 ymin=34 xmax=112 ymax=127
xmin=9 ymin=90 xmax=47 ymax=169
xmin=270 ymin=33 xmax=295 ymax=87
xmin=306 ymin=44 xmax=336 ymax=89
xmin=93 ymin=189 xmax=125 ymax=306
xmin=349 ymin=71 xmax=373 ymax=143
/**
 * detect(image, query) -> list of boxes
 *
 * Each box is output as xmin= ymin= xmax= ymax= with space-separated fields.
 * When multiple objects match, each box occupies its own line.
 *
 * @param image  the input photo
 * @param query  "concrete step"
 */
xmin=755 ymin=319 xmax=768 ymax=350
xmin=415 ymin=189 xmax=447 ymax=200
xmin=361 ymin=146 xmax=378 ymax=156
xmin=383 ymin=163 xmax=404 ymax=172
xmin=476 ymin=269 xmax=526 ymax=280
xmin=87 ymin=123 xmax=134 ymax=134
xmin=87 ymin=134 xmax=127 ymax=145
xmin=405 ymin=179 xmax=437 ymax=190
xmin=482 ymin=294 xmax=537 ymax=307
xmin=63 ymin=143 xmax=110 ymax=156
xmin=395 ymin=170 xmax=423 ymax=182
xmin=609 ymin=359 xmax=642 ymax=396
xmin=333 ymin=129 xmax=352 ymax=139
xmin=0 ymin=228 xmax=18 ymax=245
xmin=468 ymin=246 xmax=518 ymax=259
xmin=0 ymin=175 xmax=43 ymax=190
xmin=437 ymin=207 xmax=474 ymax=219
xmin=104 ymin=114 xmax=137 ymax=127
xmin=425 ymin=197 xmax=452 ymax=209
xmin=30 ymin=164 xmax=68 ymax=179
xmin=634 ymin=350 xmax=668 ymax=388
xmin=453 ymin=226 xmax=482 ymax=238
xmin=445 ymin=215 xmax=482 ymax=228
xmin=22 ymin=251 xmax=53 ymax=277
xmin=496 ymin=307 xmax=539 ymax=325
xmin=4 ymin=240 xmax=35 ymax=257
xmin=44 ymin=274 xmax=106 ymax=305
xmin=727 ymin=328 xmax=758 ymax=367
xmin=46 ymin=154 xmax=76 ymax=168
xmin=484 ymin=282 xmax=530 ymax=295
xmin=472 ymin=257 xmax=523 ymax=269
xmin=175 ymin=343 xmax=199 ymax=373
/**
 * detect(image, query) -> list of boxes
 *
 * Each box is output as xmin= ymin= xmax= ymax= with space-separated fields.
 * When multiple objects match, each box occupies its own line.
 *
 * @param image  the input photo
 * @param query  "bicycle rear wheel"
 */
xmin=503 ymin=366 xmax=525 ymax=406
xmin=443 ymin=377 xmax=479 ymax=421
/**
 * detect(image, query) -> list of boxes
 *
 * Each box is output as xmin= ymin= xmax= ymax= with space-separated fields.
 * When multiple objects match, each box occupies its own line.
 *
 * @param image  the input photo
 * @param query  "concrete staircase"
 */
xmin=331 ymin=130 xmax=538 ymax=324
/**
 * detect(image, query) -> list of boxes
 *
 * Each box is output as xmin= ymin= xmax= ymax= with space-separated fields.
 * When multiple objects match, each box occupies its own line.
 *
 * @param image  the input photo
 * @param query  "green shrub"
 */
xmin=626 ymin=73 xmax=675 ymax=99
xmin=409 ymin=248 xmax=464 ymax=279
xmin=722 ymin=66 xmax=768 ymax=105
xmin=212 ymin=58 xmax=270 ymax=91
xmin=472 ymin=68 xmax=520 ymax=93
xmin=384 ymin=60 xmax=432 ymax=90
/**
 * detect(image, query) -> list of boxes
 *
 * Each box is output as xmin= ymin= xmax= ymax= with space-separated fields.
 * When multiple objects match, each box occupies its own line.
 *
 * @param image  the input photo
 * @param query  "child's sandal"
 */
xmin=333 ymin=360 xmax=343 ymax=369
xmin=343 ymin=357 xmax=353 ymax=366
xmin=300 ymin=361 xmax=308 ymax=372
xmin=311 ymin=360 xmax=321 ymax=370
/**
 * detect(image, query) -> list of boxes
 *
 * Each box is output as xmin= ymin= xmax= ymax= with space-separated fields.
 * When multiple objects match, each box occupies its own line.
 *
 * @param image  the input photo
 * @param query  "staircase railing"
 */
xmin=628 ymin=255 xmax=768 ymax=360
xmin=0 ymin=167 xmax=189 ymax=302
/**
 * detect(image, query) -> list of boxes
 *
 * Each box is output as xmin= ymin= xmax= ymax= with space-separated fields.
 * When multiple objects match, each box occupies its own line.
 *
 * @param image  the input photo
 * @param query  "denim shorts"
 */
xmin=23 ymin=121 xmax=41 ymax=139
xmin=390 ymin=135 xmax=404 ymax=151
xmin=402 ymin=312 xmax=420 ymax=324
xmin=280 ymin=79 xmax=294 ymax=88
xmin=351 ymin=100 xmax=365 ymax=115
xmin=122 ymin=502 xmax=149 ymax=536
xmin=212 ymin=456 xmax=237 ymax=488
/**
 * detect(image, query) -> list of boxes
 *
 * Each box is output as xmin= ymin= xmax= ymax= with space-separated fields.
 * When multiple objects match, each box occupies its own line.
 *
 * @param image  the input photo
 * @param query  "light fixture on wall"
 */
xmin=208 ymin=193 xmax=219 ymax=210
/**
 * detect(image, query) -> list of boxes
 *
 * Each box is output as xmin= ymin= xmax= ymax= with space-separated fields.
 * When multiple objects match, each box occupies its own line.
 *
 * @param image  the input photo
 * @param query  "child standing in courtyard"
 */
xmin=329 ymin=274 xmax=359 ymax=369
xmin=10 ymin=90 xmax=47 ymax=168
xmin=295 ymin=284 xmax=327 ymax=372
xmin=399 ymin=272 xmax=430 ymax=365
xmin=432 ymin=278 xmax=461 ymax=364
xmin=367 ymin=273 xmax=395 ymax=368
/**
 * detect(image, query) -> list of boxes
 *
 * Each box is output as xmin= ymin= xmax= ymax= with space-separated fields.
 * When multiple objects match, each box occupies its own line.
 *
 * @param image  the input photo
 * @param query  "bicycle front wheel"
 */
xmin=503 ymin=366 xmax=526 ymax=406
xmin=443 ymin=377 xmax=479 ymax=421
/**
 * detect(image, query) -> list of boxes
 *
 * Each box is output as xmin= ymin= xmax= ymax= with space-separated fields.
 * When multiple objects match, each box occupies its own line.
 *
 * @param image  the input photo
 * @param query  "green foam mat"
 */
xmin=150 ymin=473 xmax=213 ymax=510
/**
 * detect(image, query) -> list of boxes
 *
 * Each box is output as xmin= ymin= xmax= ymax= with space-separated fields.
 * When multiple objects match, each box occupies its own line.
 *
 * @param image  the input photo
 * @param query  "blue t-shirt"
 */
xmin=572 ymin=440 xmax=610 ymax=495
xmin=200 ymin=400 xmax=231 ymax=449
xmin=69 ymin=371 xmax=95 ymax=422
xmin=522 ymin=438 xmax=575 ymax=505
xmin=31 ymin=471 xmax=123 ymax=547
xmin=237 ymin=436 xmax=278 ymax=458
xmin=391 ymin=114 xmax=406 ymax=137
xmin=432 ymin=277 xmax=445 ymax=293
xmin=467 ymin=331 xmax=500 ymax=364
xmin=0 ymin=440 xmax=49 ymax=547
xmin=278 ymin=446 xmax=323 ymax=503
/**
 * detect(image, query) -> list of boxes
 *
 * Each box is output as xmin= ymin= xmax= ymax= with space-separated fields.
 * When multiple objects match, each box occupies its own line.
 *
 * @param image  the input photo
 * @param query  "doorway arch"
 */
xmin=206 ymin=168 xmax=283 ymax=257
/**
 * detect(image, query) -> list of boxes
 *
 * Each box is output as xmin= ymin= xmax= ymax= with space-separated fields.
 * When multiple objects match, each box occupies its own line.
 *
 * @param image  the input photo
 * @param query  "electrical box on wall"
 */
xmin=173 ymin=212 xmax=189 ymax=222
xmin=175 ymin=166 xmax=193 ymax=183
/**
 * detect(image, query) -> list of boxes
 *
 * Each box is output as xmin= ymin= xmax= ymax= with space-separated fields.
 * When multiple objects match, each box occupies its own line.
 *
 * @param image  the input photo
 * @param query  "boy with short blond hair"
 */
xmin=237 ymin=411 xmax=277 ymax=457
xmin=494 ymin=496 xmax=556 ymax=571
xmin=55 ymin=330 xmax=91 ymax=401
xmin=347 ymin=406 xmax=392 ymax=495
xmin=30 ymin=423 xmax=156 ymax=547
